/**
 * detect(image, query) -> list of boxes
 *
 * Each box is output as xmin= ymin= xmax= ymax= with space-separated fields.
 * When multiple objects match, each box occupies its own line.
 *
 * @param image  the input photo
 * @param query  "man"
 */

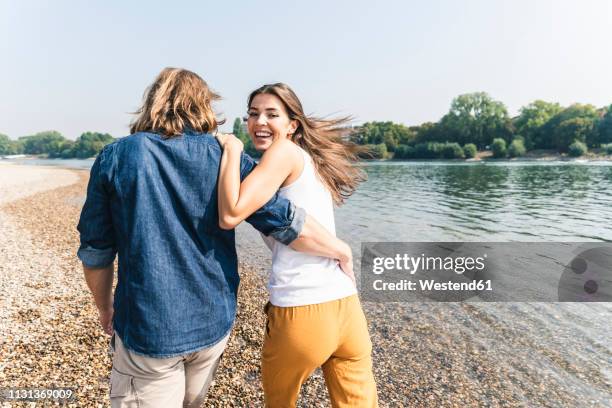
xmin=77 ymin=68 xmax=353 ymax=408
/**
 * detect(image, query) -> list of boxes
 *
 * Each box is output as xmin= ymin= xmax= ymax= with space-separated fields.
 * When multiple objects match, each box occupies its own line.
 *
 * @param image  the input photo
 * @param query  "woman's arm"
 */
xmin=216 ymin=134 xmax=300 ymax=229
xmin=216 ymin=135 xmax=355 ymax=284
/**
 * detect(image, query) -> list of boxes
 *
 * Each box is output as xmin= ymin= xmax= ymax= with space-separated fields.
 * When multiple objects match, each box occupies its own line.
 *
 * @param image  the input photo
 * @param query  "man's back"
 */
xmin=78 ymin=130 xmax=300 ymax=357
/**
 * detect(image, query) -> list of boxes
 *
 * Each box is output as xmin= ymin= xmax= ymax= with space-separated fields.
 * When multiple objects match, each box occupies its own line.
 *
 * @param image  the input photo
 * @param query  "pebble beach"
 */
xmin=0 ymin=163 xmax=610 ymax=407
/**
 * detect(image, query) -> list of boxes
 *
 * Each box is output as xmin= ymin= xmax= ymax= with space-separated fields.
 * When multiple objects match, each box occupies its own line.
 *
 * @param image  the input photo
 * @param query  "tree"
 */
xmin=232 ymin=117 xmax=259 ymax=157
xmin=0 ymin=133 xmax=13 ymax=155
xmin=491 ymin=138 xmax=507 ymax=158
xmin=394 ymin=145 xmax=413 ymax=159
xmin=352 ymin=122 xmax=415 ymax=152
xmin=508 ymin=138 xmax=526 ymax=158
xmin=540 ymin=104 xmax=599 ymax=151
xmin=232 ymin=117 xmax=244 ymax=136
xmin=19 ymin=131 xmax=68 ymax=155
xmin=514 ymin=100 xmax=562 ymax=149
xmin=598 ymin=105 xmax=612 ymax=145
xmin=398 ymin=126 xmax=418 ymax=145
xmin=394 ymin=142 xmax=466 ymax=159
xmin=601 ymin=143 xmax=612 ymax=155
xmin=463 ymin=143 xmax=477 ymax=158
xmin=439 ymin=92 xmax=512 ymax=148
xmin=60 ymin=146 xmax=75 ymax=158
xmin=568 ymin=140 xmax=587 ymax=157
xmin=441 ymin=143 xmax=464 ymax=159
xmin=48 ymin=139 xmax=75 ymax=158
xmin=383 ymin=132 xmax=398 ymax=152
xmin=72 ymin=132 xmax=115 ymax=158
xmin=553 ymin=118 xmax=596 ymax=152
xmin=413 ymin=122 xmax=444 ymax=144
xmin=9 ymin=139 xmax=24 ymax=154
xmin=364 ymin=143 xmax=387 ymax=159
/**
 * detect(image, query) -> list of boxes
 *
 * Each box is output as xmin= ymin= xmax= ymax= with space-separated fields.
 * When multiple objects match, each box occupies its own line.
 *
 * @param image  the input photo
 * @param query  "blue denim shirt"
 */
xmin=77 ymin=131 xmax=305 ymax=357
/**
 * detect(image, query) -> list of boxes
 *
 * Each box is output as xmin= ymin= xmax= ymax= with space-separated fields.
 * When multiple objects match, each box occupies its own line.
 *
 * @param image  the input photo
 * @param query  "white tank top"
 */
xmin=261 ymin=147 xmax=357 ymax=307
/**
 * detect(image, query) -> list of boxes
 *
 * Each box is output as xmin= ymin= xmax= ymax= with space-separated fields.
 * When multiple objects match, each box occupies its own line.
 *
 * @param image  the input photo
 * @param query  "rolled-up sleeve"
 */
xmin=240 ymin=154 xmax=305 ymax=245
xmin=77 ymin=148 xmax=117 ymax=268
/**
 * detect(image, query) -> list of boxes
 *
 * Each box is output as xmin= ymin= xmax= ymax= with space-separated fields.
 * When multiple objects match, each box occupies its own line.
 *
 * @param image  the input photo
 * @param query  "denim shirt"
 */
xmin=77 ymin=131 xmax=305 ymax=357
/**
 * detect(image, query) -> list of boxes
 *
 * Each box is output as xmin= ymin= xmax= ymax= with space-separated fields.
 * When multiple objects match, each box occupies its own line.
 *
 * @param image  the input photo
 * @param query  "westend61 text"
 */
xmin=373 ymin=279 xmax=493 ymax=291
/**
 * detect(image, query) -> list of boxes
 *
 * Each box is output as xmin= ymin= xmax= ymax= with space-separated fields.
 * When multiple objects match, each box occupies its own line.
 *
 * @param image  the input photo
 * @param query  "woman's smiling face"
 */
xmin=247 ymin=93 xmax=297 ymax=151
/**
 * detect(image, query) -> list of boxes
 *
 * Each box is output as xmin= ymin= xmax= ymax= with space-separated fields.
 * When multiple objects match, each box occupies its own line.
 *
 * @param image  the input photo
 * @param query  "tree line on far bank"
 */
xmin=351 ymin=93 xmax=612 ymax=159
xmin=0 ymin=131 xmax=114 ymax=158
xmin=3 ymin=92 xmax=612 ymax=160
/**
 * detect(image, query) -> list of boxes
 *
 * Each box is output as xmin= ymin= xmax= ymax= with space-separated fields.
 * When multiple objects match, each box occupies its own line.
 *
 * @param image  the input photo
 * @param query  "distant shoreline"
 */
xmin=368 ymin=149 xmax=612 ymax=163
xmin=3 ymin=150 xmax=612 ymax=164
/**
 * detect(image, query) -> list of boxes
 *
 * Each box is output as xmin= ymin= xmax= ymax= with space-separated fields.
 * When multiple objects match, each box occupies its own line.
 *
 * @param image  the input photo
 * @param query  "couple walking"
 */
xmin=77 ymin=68 xmax=378 ymax=407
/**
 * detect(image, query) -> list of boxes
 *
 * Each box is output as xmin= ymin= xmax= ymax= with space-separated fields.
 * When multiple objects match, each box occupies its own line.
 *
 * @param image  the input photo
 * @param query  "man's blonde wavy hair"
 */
xmin=130 ymin=67 xmax=224 ymax=137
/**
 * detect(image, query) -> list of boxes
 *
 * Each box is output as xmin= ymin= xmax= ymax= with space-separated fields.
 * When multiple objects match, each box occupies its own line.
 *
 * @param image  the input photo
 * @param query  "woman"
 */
xmin=216 ymin=83 xmax=378 ymax=407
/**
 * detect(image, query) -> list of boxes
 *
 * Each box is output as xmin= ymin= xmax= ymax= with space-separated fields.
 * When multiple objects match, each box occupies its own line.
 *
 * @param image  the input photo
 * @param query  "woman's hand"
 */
xmin=216 ymin=133 xmax=244 ymax=152
xmin=338 ymin=242 xmax=356 ymax=287
xmin=289 ymin=216 xmax=357 ymax=287
xmin=339 ymin=257 xmax=355 ymax=287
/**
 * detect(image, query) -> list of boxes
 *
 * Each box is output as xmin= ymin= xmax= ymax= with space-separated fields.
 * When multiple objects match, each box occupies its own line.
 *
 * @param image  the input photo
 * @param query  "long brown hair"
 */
xmin=248 ymin=83 xmax=366 ymax=205
xmin=131 ymin=67 xmax=225 ymax=137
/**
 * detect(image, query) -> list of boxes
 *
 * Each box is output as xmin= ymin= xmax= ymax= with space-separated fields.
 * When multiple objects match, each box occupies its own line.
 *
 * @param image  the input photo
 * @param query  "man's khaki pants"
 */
xmin=109 ymin=333 xmax=230 ymax=408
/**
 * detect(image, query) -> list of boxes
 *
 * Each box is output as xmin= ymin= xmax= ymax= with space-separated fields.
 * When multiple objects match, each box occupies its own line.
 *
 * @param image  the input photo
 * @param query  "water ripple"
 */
xmin=337 ymin=161 xmax=612 ymax=243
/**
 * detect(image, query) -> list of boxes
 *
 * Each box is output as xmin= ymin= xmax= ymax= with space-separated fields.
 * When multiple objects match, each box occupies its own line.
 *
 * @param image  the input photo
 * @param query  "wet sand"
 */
xmin=0 ymin=164 xmax=609 ymax=407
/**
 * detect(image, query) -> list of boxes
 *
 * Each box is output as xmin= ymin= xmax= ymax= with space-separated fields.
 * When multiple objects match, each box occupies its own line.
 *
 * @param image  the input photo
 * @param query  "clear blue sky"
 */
xmin=1 ymin=0 xmax=611 ymax=140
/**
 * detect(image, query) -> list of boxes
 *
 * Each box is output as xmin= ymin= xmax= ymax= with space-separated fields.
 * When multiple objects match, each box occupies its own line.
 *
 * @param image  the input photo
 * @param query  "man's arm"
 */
xmin=239 ymin=152 xmax=305 ymax=243
xmin=77 ymin=148 xmax=118 ymax=335
xmin=83 ymin=265 xmax=114 ymax=335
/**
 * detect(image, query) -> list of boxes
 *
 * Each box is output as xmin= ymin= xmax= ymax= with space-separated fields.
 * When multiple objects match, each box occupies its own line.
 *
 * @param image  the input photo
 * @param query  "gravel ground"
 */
xmin=0 ymin=165 xmax=610 ymax=407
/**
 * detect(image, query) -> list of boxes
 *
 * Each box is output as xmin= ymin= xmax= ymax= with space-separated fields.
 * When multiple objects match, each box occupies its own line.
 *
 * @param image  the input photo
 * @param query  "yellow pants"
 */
xmin=262 ymin=294 xmax=378 ymax=407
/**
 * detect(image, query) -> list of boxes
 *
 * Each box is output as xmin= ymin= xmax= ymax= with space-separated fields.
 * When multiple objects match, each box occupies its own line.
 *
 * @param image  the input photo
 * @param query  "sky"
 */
xmin=1 ymin=0 xmax=611 ymax=140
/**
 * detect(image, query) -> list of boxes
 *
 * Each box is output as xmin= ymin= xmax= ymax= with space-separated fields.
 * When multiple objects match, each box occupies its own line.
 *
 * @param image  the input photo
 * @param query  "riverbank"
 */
xmin=392 ymin=149 xmax=612 ymax=162
xmin=0 ymin=164 xmax=609 ymax=407
xmin=4 ymin=148 xmax=612 ymax=168
xmin=473 ymin=149 xmax=612 ymax=161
